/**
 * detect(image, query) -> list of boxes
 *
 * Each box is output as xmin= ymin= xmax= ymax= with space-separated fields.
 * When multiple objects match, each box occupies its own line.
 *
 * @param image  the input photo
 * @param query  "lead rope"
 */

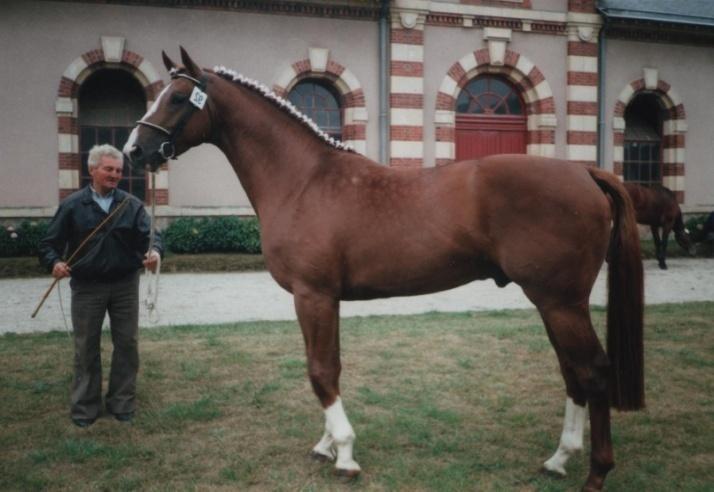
xmin=144 ymin=171 xmax=161 ymax=323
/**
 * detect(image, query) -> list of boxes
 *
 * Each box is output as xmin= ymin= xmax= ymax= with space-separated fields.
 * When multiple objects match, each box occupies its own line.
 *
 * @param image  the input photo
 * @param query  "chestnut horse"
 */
xmin=624 ymin=182 xmax=692 ymax=269
xmin=124 ymin=48 xmax=644 ymax=491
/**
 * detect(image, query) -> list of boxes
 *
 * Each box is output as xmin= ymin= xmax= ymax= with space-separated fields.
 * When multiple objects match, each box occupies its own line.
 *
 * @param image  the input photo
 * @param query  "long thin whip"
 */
xmin=30 ymin=197 xmax=131 ymax=319
xmin=144 ymin=171 xmax=161 ymax=323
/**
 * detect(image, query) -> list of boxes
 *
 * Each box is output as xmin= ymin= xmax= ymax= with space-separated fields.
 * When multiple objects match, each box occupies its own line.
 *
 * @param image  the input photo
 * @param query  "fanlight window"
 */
xmin=456 ymin=76 xmax=524 ymax=115
xmin=623 ymin=93 xmax=663 ymax=186
xmin=288 ymin=80 xmax=343 ymax=141
xmin=78 ymin=69 xmax=147 ymax=200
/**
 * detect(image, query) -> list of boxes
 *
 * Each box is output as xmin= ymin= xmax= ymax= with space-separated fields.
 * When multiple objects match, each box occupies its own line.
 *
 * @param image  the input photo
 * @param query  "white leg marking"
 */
xmin=321 ymin=397 xmax=360 ymax=472
xmin=543 ymin=397 xmax=586 ymax=476
xmin=312 ymin=430 xmax=336 ymax=461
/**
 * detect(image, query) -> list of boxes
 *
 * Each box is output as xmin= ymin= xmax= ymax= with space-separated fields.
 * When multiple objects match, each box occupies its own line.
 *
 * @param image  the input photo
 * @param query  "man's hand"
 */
xmin=143 ymin=250 xmax=161 ymax=273
xmin=52 ymin=261 xmax=71 ymax=279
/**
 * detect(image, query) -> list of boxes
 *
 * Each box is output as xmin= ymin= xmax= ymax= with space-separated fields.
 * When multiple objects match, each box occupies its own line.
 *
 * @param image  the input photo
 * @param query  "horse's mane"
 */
xmin=212 ymin=66 xmax=355 ymax=153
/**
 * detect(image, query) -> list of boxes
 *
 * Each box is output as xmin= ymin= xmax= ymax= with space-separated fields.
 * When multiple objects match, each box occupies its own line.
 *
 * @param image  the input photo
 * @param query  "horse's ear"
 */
xmin=179 ymin=46 xmax=202 ymax=78
xmin=162 ymin=50 xmax=177 ymax=72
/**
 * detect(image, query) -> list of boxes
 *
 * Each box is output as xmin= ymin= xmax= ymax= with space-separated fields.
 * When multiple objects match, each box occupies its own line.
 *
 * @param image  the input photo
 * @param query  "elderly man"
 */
xmin=39 ymin=144 xmax=163 ymax=427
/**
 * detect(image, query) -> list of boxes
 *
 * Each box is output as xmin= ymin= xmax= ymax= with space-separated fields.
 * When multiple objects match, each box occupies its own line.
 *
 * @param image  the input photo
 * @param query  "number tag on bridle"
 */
xmin=190 ymin=86 xmax=207 ymax=109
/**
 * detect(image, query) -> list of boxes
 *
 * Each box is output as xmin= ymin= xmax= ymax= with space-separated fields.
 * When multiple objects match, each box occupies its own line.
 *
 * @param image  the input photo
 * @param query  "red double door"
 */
xmin=455 ymin=114 xmax=527 ymax=161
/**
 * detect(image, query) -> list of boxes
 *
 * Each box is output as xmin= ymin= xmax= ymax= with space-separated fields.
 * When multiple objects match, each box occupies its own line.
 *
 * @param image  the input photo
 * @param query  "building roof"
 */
xmin=597 ymin=0 xmax=714 ymax=28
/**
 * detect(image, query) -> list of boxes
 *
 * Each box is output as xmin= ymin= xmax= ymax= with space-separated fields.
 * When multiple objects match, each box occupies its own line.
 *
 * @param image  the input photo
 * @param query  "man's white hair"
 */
xmin=87 ymin=144 xmax=123 ymax=170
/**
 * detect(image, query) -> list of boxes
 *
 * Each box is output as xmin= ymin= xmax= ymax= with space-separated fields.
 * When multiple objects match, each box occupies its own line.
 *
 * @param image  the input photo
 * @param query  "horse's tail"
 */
xmin=588 ymin=168 xmax=645 ymax=411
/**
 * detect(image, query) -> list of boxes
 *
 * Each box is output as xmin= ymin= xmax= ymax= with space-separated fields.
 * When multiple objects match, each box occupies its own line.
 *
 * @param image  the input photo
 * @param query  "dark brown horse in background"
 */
xmin=624 ymin=182 xmax=692 ymax=269
xmin=124 ymin=48 xmax=644 ymax=491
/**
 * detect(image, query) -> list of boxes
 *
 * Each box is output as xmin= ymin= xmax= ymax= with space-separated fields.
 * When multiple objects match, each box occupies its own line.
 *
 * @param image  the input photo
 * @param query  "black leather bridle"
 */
xmin=136 ymin=71 xmax=208 ymax=160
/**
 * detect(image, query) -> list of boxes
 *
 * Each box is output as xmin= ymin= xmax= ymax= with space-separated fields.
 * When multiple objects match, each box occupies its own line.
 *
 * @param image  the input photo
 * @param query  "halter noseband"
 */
xmin=136 ymin=71 xmax=208 ymax=160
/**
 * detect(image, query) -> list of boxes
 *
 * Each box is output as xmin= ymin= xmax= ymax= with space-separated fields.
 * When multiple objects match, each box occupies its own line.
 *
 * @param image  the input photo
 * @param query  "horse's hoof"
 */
xmin=310 ymin=450 xmax=334 ymax=463
xmin=334 ymin=467 xmax=361 ymax=482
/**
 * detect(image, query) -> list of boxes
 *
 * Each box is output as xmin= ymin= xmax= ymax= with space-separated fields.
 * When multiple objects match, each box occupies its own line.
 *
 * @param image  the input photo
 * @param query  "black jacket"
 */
xmin=39 ymin=187 xmax=163 ymax=282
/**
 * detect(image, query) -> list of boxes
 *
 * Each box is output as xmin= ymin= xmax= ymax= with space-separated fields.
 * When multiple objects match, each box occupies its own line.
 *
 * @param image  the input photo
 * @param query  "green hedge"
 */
xmin=0 ymin=216 xmax=262 ymax=257
xmin=0 ymin=221 xmax=50 ymax=257
xmin=163 ymin=216 xmax=262 ymax=254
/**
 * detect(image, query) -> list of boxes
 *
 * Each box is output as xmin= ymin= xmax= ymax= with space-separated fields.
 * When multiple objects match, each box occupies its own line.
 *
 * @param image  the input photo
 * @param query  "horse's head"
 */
xmin=124 ymin=47 xmax=212 ymax=172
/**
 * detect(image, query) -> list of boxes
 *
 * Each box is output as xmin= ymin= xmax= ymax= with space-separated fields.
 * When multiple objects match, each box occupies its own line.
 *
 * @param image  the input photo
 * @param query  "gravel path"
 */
xmin=4 ymin=258 xmax=712 ymax=335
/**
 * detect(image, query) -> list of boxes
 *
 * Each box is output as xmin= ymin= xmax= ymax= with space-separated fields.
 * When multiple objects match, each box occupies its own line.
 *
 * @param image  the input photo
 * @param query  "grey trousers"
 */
xmin=70 ymin=272 xmax=140 ymax=420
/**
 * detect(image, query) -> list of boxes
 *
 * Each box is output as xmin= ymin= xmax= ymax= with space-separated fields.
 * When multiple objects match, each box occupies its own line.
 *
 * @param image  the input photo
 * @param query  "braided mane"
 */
xmin=213 ymin=66 xmax=355 ymax=153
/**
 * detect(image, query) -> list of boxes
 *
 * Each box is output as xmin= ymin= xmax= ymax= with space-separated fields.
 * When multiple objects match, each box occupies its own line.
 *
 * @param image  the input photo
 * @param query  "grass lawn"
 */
xmin=1 ymin=303 xmax=712 ymax=491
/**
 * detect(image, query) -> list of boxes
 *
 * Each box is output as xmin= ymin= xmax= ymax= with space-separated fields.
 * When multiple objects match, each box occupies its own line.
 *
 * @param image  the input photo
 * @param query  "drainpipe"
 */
xmin=379 ymin=0 xmax=390 ymax=165
xmin=596 ymin=14 xmax=609 ymax=169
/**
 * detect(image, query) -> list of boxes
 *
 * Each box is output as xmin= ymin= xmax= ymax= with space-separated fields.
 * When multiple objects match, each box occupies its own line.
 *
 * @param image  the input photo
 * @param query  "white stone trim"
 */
xmin=309 ymin=47 xmax=329 ymax=73
xmin=421 ymin=0 xmax=567 ymax=23
xmin=617 ymin=84 xmax=635 ymax=104
xmin=435 ymin=141 xmax=454 ymax=159
xmin=664 ymin=147 xmax=686 ymax=164
xmin=567 ymin=144 xmax=597 ymax=161
xmin=391 ymin=108 xmax=423 ymax=126
xmin=101 ymin=36 xmax=125 ymax=63
xmin=434 ymin=109 xmax=455 ymax=125
xmin=55 ymin=97 xmax=76 ymax=115
xmin=391 ymin=141 xmax=423 ymax=158
xmin=567 ymin=115 xmax=597 ymax=131
xmin=275 ymin=65 xmax=298 ymax=91
xmin=344 ymin=107 xmax=369 ymax=124
xmin=344 ymin=139 xmax=367 ymax=156
xmin=527 ymin=143 xmax=556 ymax=157
xmin=662 ymin=176 xmax=685 ymax=191
xmin=58 ymin=134 xmax=78 ymax=153
xmin=392 ymin=43 xmax=424 ymax=62
xmin=59 ymin=169 xmax=79 ymax=189
xmin=391 ymin=76 xmax=423 ymax=94
xmin=612 ymin=116 xmax=626 ymax=131
xmin=567 ymin=85 xmax=597 ymax=102
xmin=514 ymin=56 xmax=535 ymax=78
xmin=567 ymin=55 xmax=598 ymax=73
xmin=613 ymin=146 xmax=623 ymax=162
xmin=458 ymin=52 xmax=478 ymax=74
xmin=340 ymin=68 xmax=362 ymax=92
xmin=643 ymin=67 xmax=658 ymax=90
xmin=63 ymin=57 xmax=88 ymax=81
xmin=662 ymin=119 xmax=687 ymax=135
xmin=137 ymin=59 xmax=162 ymax=85
xmin=439 ymin=77 xmax=458 ymax=97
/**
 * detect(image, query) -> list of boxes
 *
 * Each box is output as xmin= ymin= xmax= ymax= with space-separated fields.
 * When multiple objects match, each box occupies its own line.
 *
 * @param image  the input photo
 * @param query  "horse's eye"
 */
xmin=170 ymin=93 xmax=188 ymax=104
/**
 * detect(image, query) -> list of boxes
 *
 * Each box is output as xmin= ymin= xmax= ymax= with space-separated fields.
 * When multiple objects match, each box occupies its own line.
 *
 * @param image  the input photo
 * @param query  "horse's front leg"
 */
xmin=293 ymin=288 xmax=361 ymax=478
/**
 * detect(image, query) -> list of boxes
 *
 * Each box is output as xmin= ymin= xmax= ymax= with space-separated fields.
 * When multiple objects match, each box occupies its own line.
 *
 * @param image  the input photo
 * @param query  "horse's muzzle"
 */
xmin=124 ymin=144 xmax=164 ymax=172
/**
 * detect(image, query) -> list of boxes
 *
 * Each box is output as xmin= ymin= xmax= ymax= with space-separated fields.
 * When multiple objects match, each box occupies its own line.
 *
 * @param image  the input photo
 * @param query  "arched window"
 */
xmin=287 ymin=79 xmax=343 ymax=141
xmin=454 ymin=75 xmax=526 ymax=160
xmin=78 ymin=69 xmax=147 ymax=200
xmin=456 ymin=76 xmax=524 ymax=116
xmin=623 ymin=93 xmax=663 ymax=186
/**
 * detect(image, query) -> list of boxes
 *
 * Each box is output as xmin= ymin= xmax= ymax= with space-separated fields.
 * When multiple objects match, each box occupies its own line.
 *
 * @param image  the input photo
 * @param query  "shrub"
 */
xmin=0 ymin=221 xmax=49 ymax=257
xmin=164 ymin=216 xmax=261 ymax=254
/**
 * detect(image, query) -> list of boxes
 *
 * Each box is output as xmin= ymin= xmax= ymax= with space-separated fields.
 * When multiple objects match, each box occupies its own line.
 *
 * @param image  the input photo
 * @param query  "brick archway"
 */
xmin=435 ymin=49 xmax=557 ymax=166
xmin=273 ymin=51 xmax=368 ymax=156
xmin=55 ymin=41 xmax=168 ymax=204
xmin=612 ymin=74 xmax=687 ymax=203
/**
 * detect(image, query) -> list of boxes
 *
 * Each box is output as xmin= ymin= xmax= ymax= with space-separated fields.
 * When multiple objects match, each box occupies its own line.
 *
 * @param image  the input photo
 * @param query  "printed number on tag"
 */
xmin=190 ymin=87 xmax=207 ymax=109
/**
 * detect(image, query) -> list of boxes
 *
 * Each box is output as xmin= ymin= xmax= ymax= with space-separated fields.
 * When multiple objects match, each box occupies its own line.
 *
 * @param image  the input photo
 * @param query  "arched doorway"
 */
xmin=78 ymin=69 xmax=147 ymax=200
xmin=287 ymin=79 xmax=343 ymax=141
xmin=623 ymin=93 xmax=664 ymax=186
xmin=455 ymin=75 xmax=526 ymax=161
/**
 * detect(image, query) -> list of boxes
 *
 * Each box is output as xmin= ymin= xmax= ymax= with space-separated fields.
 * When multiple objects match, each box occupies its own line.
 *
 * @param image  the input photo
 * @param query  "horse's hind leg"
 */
xmin=293 ymin=288 xmax=361 ymax=477
xmin=651 ymin=226 xmax=668 ymax=269
xmin=537 ymin=303 xmax=614 ymax=491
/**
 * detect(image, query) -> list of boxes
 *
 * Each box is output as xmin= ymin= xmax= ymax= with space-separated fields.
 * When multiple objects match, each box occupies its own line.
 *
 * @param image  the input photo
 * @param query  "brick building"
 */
xmin=1 ymin=0 xmax=713 ymax=222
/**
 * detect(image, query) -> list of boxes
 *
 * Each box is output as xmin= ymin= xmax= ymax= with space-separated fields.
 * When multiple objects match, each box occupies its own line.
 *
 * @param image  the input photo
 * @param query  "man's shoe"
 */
xmin=71 ymin=417 xmax=95 ymax=428
xmin=113 ymin=412 xmax=134 ymax=423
